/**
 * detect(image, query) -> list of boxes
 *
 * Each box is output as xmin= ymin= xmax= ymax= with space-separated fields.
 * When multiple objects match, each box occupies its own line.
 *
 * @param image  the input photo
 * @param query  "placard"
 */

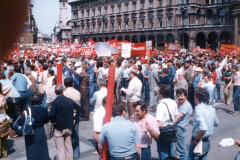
xmin=121 ymin=43 xmax=131 ymax=58
xmin=94 ymin=42 xmax=111 ymax=57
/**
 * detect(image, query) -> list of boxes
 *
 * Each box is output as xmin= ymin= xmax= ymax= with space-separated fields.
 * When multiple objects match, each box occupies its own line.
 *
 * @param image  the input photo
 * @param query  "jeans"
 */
xmin=157 ymin=138 xmax=174 ymax=160
xmin=169 ymin=81 xmax=174 ymax=100
xmin=176 ymin=126 xmax=187 ymax=160
xmin=188 ymin=139 xmax=210 ymax=160
xmin=42 ymin=93 xmax=47 ymax=108
xmin=233 ymin=86 xmax=240 ymax=112
xmin=89 ymin=86 xmax=95 ymax=112
xmin=210 ymin=86 xmax=215 ymax=105
xmin=72 ymin=123 xmax=80 ymax=159
xmin=215 ymin=83 xmax=221 ymax=101
xmin=141 ymin=146 xmax=151 ymax=160
xmin=117 ymin=80 xmax=122 ymax=101
xmin=27 ymin=87 xmax=34 ymax=106
xmin=144 ymin=80 xmax=150 ymax=102
xmin=110 ymin=153 xmax=138 ymax=160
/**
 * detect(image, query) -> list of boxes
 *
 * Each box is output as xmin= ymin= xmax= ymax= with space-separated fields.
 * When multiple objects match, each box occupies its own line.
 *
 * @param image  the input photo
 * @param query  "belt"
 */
xmin=113 ymin=153 xmax=137 ymax=159
xmin=191 ymin=137 xmax=209 ymax=141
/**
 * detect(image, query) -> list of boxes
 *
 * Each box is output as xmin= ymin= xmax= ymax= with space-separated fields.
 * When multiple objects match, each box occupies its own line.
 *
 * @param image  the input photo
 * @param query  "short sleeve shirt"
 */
xmin=175 ymin=101 xmax=193 ymax=130
xmin=93 ymin=105 xmax=105 ymax=132
xmin=99 ymin=117 xmax=140 ymax=157
xmin=232 ymin=71 xmax=240 ymax=86
xmin=10 ymin=73 xmax=27 ymax=92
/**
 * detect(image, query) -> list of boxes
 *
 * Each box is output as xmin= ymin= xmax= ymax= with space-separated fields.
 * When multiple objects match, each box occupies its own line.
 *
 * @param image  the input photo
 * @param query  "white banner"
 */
xmin=121 ymin=43 xmax=131 ymax=58
xmin=94 ymin=42 xmax=111 ymax=57
xmin=146 ymin=41 xmax=152 ymax=50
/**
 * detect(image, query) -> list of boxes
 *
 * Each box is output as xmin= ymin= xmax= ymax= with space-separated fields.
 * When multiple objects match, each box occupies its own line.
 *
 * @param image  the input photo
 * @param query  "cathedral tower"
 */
xmin=59 ymin=0 xmax=68 ymax=28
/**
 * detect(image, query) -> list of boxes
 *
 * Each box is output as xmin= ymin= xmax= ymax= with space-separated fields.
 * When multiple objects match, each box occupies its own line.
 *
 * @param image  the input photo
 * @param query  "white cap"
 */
xmin=74 ymin=61 xmax=82 ymax=67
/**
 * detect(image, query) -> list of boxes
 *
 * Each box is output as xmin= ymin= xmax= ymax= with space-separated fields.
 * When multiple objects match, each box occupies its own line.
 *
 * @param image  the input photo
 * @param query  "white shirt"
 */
xmin=31 ymin=71 xmax=37 ymax=80
xmin=126 ymin=77 xmax=142 ymax=102
xmin=98 ymin=67 xmax=108 ymax=80
xmin=156 ymin=98 xmax=179 ymax=126
xmin=94 ymin=87 xmax=107 ymax=111
xmin=47 ymin=76 xmax=55 ymax=90
xmin=93 ymin=105 xmax=106 ymax=132
xmin=174 ymin=69 xmax=182 ymax=81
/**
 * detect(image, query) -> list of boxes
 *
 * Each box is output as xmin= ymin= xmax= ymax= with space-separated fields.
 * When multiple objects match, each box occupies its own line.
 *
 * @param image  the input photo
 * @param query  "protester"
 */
xmin=130 ymin=100 xmax=160 ymax=160
xmin=17 ymin=91 xmax=49 ymax=160
xmin=143 ymin=63 xmax=151 ymax=102
xmin=223 ymin=64 xmax=233 ymax=105
xmin=148 ymin=64 xmax=159 ymax=108
xmin=188 ymin=88 xmax=219 ymax=159
xmin=50 ymin=84 xmax=81 ymax=160
xmin=198 ymin=75 xmax=215 ymax=105
xmin=168 ymin=60 xmax=176 ymax=99
xmin=174 ymin=88 xmax=193 ymax=160
xmin=174 ymin=72 xmax=188 ymax=93
xmin=99 ymin=100 xmax=141 ymax=160
xmin=156 ymin=84 xmax=178 ymax=160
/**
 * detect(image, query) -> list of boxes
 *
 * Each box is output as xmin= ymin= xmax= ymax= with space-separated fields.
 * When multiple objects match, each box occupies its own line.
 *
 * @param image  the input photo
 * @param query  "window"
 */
xmin=150 ymin=21 xmax=153 ymax=28
xmin=105 ymin=24 xmax=108 ymax=32
xmin=141 ymin=2 xmax=145 ymax=9
xmin=169 ymin=0 xmax=172 ymax=5
xmin=150 ymin=1 xmax=153 ymax=7
xmin=75 ymin=26 xmax=78 ymax=34
xmin=82 ymin=27 xmax=85 ymax=34
xmin=99 ymin=9 xmax=101 ymax=15
xmin=82 ymin=12 xmax=84 ymax=18
xmin=159 ymin=0 xmax=162 ymax=6
xmin=87 ymin=11 xmax=89 ymax=17
xmin=126 ymin=22 xmax=128 ymax=30
xmin=125 ymin=5 xmax=128 ymax=12
xmin=141 ymin=20 xmax=144 ymax=28
xmin=133 ymin=3 xmax=137 ymax=11
xmin=118 ymin=6 xmax=121 ymax=13
xmin=63 ymin=3 xmax=65 ymax=7
xmin=159 ymin=18 xmax=163 ymax=27
xmin=112 ymin=7 xmax=114 ymax=14
xmin=133 ymin=21 xmax=136 ymax=29
xmin=112 ymin=23 xmax=114 ymax=30
xmin=168 ymin=17 xmax=172 ymax=26
xmin=93 ymin=10 xmax=95 ymax=16
xmin=100 ymin=26 xmax=102 ymax=32
xmin=87 ymin=26 xmax=89 ymax=33
xmin=105 ymin=8 xmax=107 ymax=14
xmin=93 ymin=25 xmax=96 ymax=32
xmin=118 ymin=22 xmax=121 ymax=30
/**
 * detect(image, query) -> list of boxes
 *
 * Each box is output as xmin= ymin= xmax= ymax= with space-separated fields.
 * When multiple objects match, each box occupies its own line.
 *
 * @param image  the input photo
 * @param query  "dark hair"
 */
xmin=38 ymin=59 xmax=44 ymax=65
xmin=53 ymin=77 xmax=57 ymax=85
xmin=55 ymin=84 xmax=64 ymax=95
xmin=233 ymin=65 xmax=238 ymax=71
xmin=133 ymin=100 xmax=147 ymax=113
xmin=29 ymin=91 xmax=43 ymax=105
xmin=97 ymin=60 xmax=103 ymax=68
xmin=195 ymin=88 xmax=209 ymax=104
xmin=112 ymin=100 xmax=126 ymax=117
xmin=138 ymin=65 xmax=142 ymax=72
xmin=162 ymin=68 xmax=168 ymax=74
xmin=159 ymin=84 xmax=171 ymax=98
xmin=168 ymin=60 xmax=173 ymax=64
xmin=102 ymin=96 xmax=107 ymax=106
xmin=64 ymin=77 xmax=73 ymax=88
xmin=48 ymin=60 xmax=53 ymax=65
xmin=203 ymin=74 xmax=211 ymax=80
xmin=129 ymin=70 xmax=137 ymax=76
xmin=0 ymin=73 xmax=5 ymax=79
xmin=43 ymin=64 xmax=48 ymax=70
xmin=14 ymin=66 xmax=21 ymax=73
xmin=48 ymin=69 xmax=54 ymax=76
xmin=29 ymin=65 xmax=35 ymax=71
xmin=176 ymin=63 xmax=181 ymax=69
xmin=176 ymin=88 xmax=188 ymax=97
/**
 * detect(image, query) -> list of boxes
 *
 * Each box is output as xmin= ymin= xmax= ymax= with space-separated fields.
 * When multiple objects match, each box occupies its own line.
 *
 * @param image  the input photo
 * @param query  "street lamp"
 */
xmin=98 ymin=14 xmax=108 ymax=42
xmin=179 ymin=4 xmax=189 ymax=49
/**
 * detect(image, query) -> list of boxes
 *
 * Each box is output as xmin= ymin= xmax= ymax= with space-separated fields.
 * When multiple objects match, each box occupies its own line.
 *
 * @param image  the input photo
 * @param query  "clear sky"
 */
xmin=31 ymin=0 xmax=75 ymax=36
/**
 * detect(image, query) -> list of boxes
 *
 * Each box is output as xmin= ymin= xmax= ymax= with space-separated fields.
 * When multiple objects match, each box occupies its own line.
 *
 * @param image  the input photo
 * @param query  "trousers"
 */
xmin=224 ymin=84 xmax=233 ymax=105
xmin=72 ymin=123 xmax=80 ymax=159
xmin=54 ymin=128 xmax=73 ymax=160
xmin=127 ymin=101 xmax=136 ymax=118
xmin=80 ymin=89 xmax=90 ymax=120
xmin=188 ymin=139 xmax=210 ymax=160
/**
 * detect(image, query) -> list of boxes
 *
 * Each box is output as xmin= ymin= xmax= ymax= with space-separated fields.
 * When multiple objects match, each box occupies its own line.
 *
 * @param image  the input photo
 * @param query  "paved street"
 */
xmin=3 ymin=85 xmax=240 ymax=160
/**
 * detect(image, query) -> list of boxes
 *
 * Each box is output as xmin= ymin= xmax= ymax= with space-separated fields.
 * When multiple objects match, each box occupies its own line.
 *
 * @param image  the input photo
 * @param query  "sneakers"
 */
xmin=232 ymin=112 xmax=240 ymax=116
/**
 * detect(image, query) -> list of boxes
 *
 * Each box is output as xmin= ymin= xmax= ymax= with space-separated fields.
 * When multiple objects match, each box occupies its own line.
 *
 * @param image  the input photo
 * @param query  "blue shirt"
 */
xmin=3 ymin=70 xmax=8 ymax=78
xmin=175 ymin=101 xmax=193 ymax=130
xmin=48 ymin=67 xmax=57 ymax=75
xmin=10 ymin=73 xmax=27 ymax=92
xmin=193 ymin=73 xmax=202 ymax=88
xmin=0 ymin=79 xmax=20 ymax=98
xmin=144 ymin=69 xmax=151 ymax=81
xmin=123 ymin=68 xmax=130 ymax=78
xmin=192 ymin=103 xmax=219 ymax=138
xmin=169 ymin=65 xmax=176 ymax=80
xmin=99 ymin=117 xmax=140 ymax=157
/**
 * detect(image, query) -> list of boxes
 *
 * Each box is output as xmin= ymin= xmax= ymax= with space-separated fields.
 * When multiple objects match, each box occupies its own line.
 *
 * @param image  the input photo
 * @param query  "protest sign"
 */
xmin=94 ymin=42 xmax=111 ymax=57
xmin=121 ymin=43 xmax=131 ymax=58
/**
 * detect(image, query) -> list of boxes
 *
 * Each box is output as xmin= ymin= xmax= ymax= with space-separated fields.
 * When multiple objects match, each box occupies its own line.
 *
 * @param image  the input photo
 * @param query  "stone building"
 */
xmin=68 ymin=0 xmax=240 ymax=51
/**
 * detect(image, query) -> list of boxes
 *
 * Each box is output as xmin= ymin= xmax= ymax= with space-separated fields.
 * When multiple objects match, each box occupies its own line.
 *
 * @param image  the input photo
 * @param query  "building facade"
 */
xmin=69 ymin=0 xmax=240 ymax=50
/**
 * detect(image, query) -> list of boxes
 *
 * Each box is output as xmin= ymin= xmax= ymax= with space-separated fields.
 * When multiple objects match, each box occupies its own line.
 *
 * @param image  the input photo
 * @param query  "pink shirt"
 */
xmin=232 ymin=71 xmax=240 ymax=86
xmin=132 ymin=113 xmax=160 ymax=148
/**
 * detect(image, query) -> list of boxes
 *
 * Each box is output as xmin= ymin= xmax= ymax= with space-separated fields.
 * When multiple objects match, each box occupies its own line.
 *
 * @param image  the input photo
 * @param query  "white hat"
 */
xmin=74 ymin=61 xmax=82 ymax=67
xmin=195 ymin=67 xmax=202 ymax=72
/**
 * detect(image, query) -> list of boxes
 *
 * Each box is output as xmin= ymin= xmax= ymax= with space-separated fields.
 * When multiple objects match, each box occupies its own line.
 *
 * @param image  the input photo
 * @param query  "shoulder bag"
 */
xmin=13 ymin=107 xmax=34 ymax=135
xmin=159 ymin=102 xmax=177 ymax=143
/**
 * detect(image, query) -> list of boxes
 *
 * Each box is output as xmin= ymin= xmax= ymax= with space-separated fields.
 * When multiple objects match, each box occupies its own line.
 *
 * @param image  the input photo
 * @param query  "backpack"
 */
xmin=13 ymin=107 xmax=34 ymax=135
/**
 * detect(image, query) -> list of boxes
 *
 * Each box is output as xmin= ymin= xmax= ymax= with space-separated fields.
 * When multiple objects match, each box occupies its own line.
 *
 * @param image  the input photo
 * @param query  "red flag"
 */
xmin=88 ymin=38 xmax=96 ymax=48
xmin=8 ymin=45 xmax=21 ymax=60
xmin=24 ymin=48 xmax=30 ymax=57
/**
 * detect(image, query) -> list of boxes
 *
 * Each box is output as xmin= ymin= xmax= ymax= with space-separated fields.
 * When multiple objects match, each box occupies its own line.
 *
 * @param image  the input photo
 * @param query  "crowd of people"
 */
xmin=2 ymin=49 xmax=240 ymax=160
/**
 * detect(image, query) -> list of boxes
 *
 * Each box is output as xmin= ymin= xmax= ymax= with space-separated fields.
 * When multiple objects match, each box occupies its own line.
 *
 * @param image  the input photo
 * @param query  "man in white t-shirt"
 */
xmin=155 ymin=84 xmax=178 ymax=160
xmin=198 ymin=75 xmax=214 ymax=105
xmin=92 ymin=97 xmax=107 ymax=156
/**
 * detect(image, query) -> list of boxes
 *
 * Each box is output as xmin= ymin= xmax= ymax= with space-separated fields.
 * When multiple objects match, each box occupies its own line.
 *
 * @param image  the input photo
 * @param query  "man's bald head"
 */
xmin=55 ymin=84 xmax=64 ymax=95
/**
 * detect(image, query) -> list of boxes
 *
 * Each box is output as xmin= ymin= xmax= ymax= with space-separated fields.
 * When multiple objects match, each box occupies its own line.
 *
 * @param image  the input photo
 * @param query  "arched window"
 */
xmin=206 ymin=9 xmax=213 ymax=24
xmin=218 ymin=8 xmax=226 ymax=23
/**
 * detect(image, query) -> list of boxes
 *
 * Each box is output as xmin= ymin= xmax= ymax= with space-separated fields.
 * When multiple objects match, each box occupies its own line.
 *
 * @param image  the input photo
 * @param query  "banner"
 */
xmin=165 ymin=42 xmax=181 ymax=54
xmin=220 ymin=44 xmax=240 ymax=56
xmin=121 ymin=43 xmax=131 ymax=58
xmin=94 ymin=42 xmax=111 ymax=57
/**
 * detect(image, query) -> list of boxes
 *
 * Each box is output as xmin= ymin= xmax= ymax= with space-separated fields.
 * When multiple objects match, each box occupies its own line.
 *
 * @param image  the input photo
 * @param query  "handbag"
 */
xmin=13 ymin=107 xmax=34 ymax=135
xmin=159 ymin=102 xmax=177 ymax=143
xmin=37 ymin=71 xmax=44 ymax=94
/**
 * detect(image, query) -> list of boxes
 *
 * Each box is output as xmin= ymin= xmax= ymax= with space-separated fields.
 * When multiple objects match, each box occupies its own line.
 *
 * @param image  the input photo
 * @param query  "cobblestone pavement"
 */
xmin=3 ymin=85 xmax=240 ymax=160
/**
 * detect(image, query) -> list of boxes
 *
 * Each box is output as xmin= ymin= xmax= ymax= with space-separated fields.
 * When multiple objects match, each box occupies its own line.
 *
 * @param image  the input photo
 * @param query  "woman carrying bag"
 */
xmin=15 ymin=91 xmax=49 ymax=160
xmin=0 ymin=82 xmax=12 ymax=158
